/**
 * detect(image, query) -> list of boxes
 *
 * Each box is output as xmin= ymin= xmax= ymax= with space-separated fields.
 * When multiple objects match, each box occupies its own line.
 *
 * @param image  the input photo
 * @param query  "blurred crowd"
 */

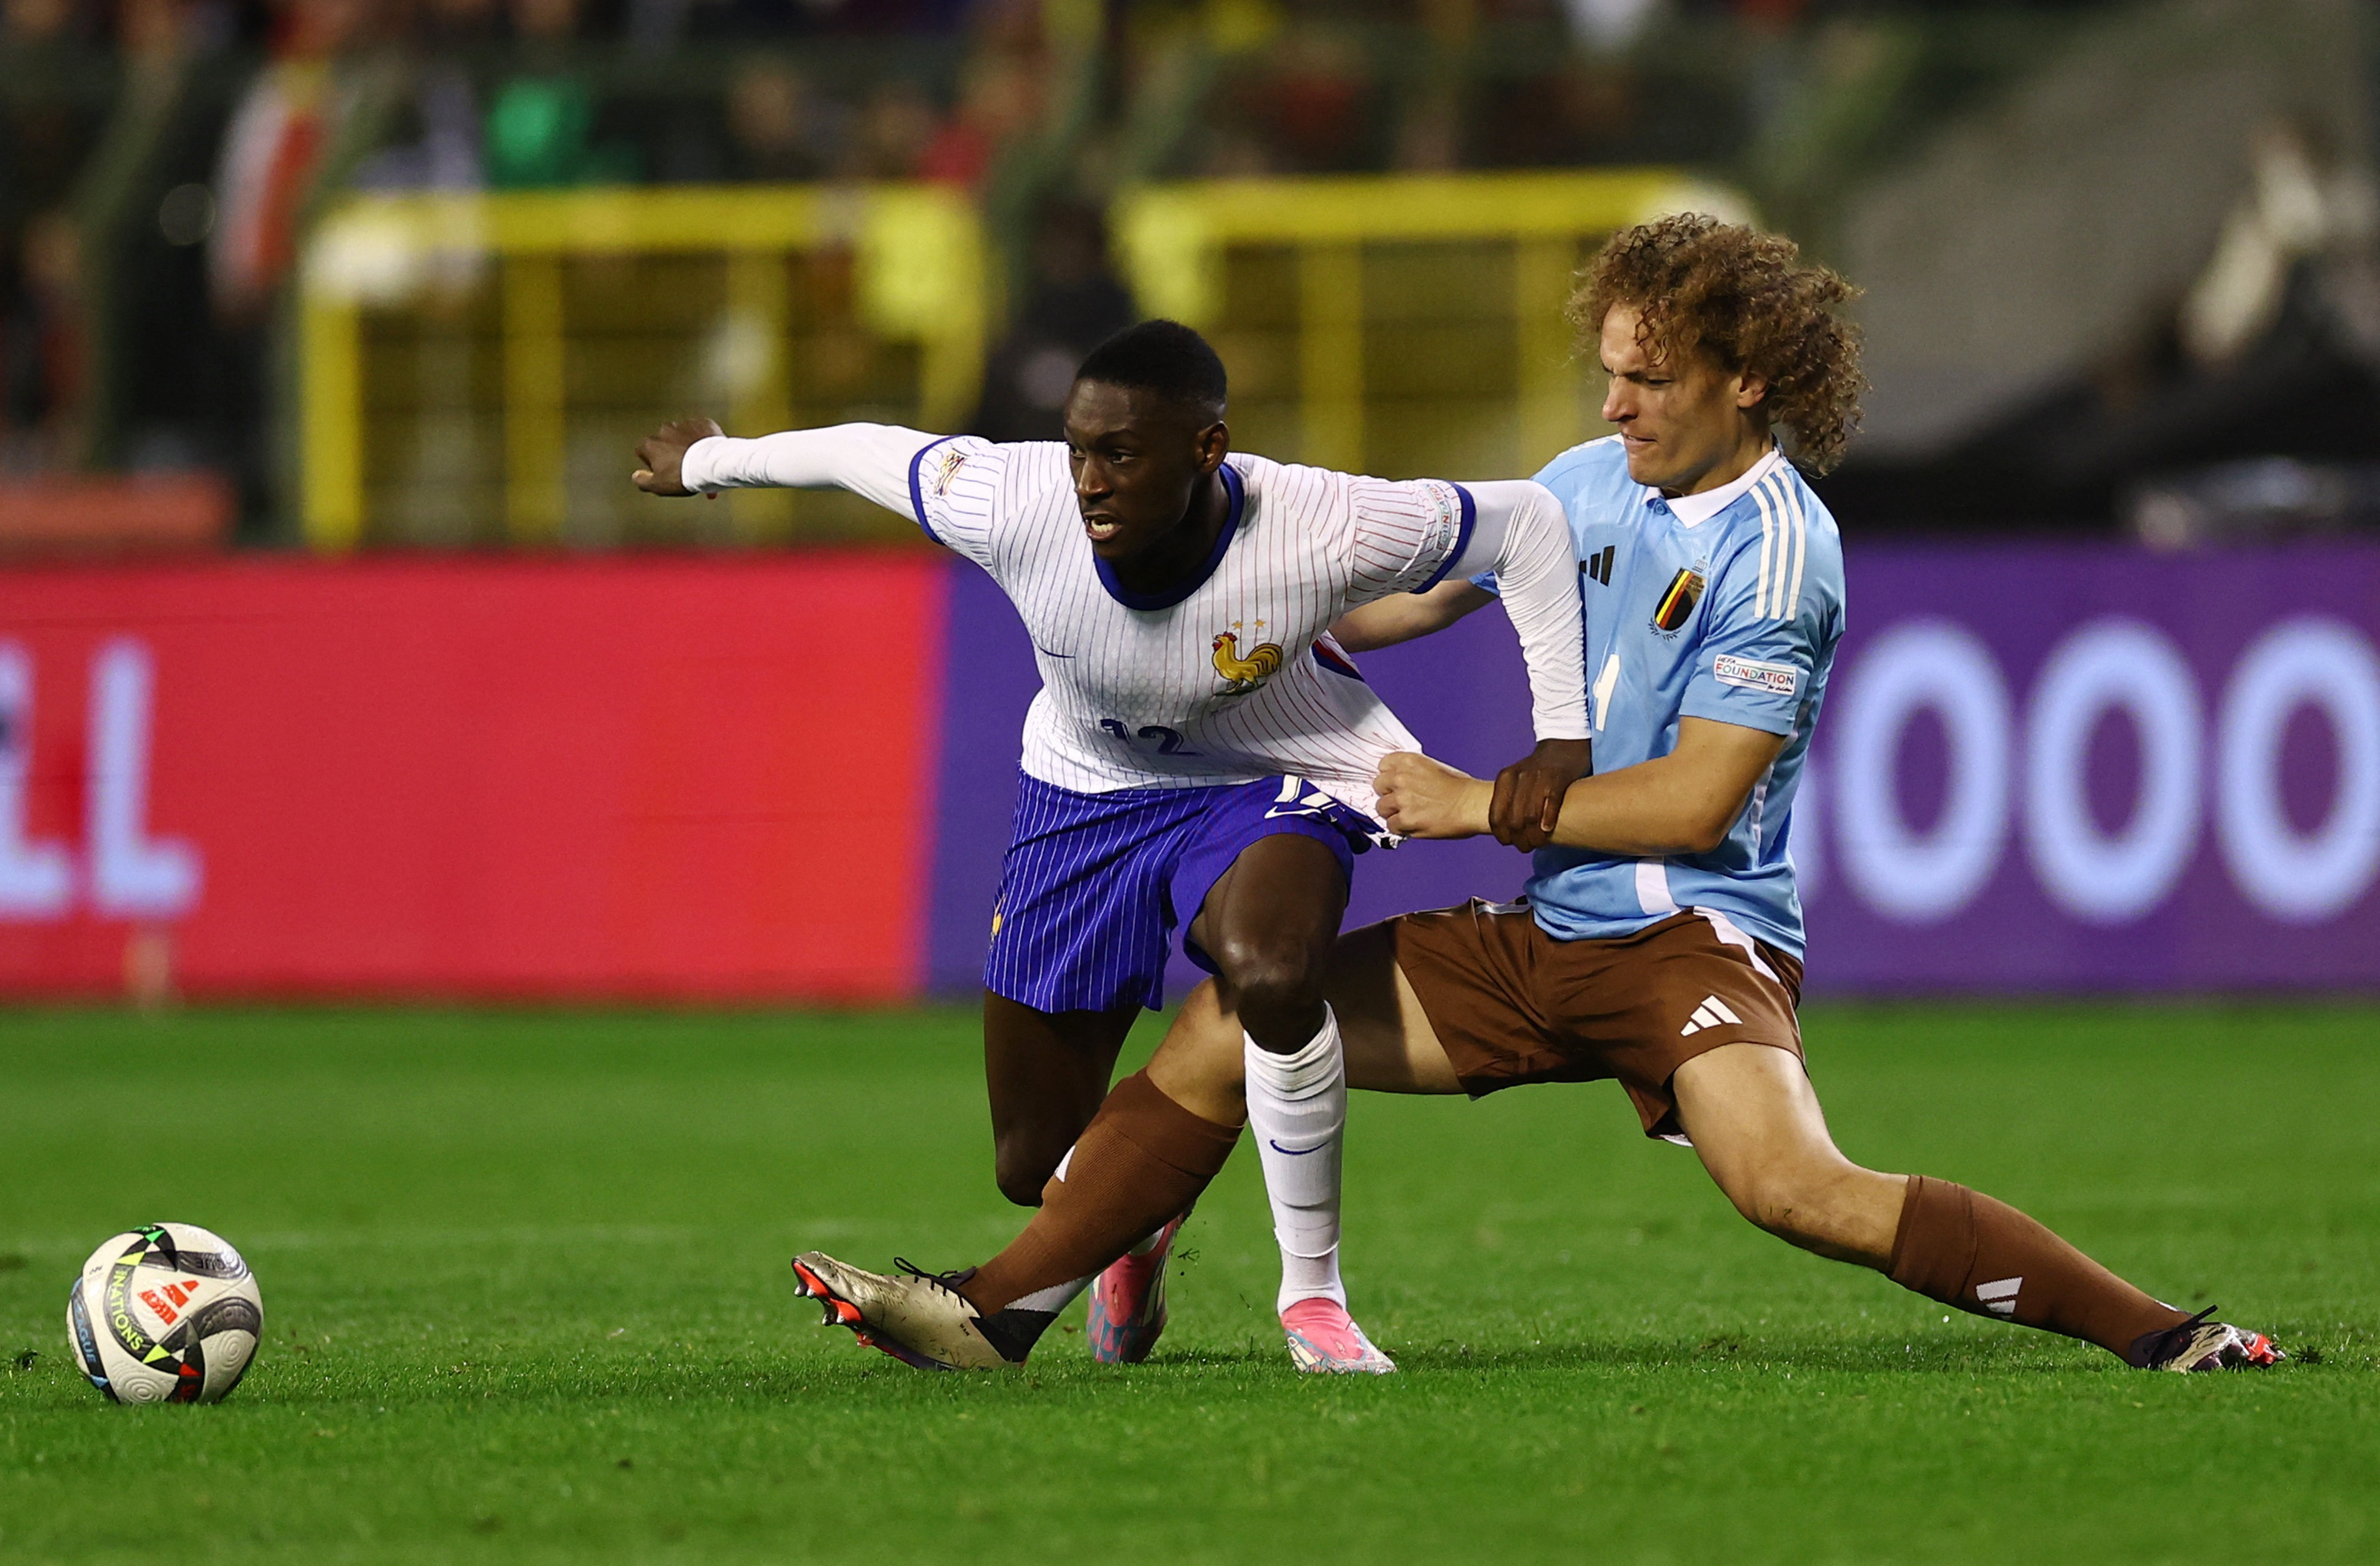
xmin=0 ymin=0 xmax=2107 ymax=533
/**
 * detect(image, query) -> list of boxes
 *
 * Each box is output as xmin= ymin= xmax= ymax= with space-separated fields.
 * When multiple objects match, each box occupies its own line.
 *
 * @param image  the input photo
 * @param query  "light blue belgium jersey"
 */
xmin=1482 ymin=436 xmax=1845 ymax=958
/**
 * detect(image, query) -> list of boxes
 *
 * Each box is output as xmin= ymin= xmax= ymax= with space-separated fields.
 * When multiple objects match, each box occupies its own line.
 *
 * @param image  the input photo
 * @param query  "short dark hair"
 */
xmin=1074 ymin=319 xmax=1228 ymax=417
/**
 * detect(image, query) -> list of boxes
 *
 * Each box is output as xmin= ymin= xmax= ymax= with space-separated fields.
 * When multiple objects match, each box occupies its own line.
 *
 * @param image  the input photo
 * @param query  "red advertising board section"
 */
xmin=0 ymin=555 xmax=945 ymax=1001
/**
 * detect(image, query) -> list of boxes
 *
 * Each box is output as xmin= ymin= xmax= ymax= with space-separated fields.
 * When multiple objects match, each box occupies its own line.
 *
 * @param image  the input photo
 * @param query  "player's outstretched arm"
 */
xmin=631 ymin=418 xmax=940 ymax=518
xmin=1376 ymin=717 xmax=1782 ymax=855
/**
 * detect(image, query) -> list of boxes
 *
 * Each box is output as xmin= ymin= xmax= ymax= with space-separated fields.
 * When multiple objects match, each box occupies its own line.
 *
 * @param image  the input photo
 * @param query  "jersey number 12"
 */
xmin=1100 ymin=719 xmax=1201 ymax=756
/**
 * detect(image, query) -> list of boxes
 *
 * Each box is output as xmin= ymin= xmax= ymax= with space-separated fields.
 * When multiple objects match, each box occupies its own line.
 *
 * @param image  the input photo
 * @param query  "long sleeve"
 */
xmin=1445 ymin=479 xmax=1590 ymax=743
xmin=679 ymin=423 xmax=940 ymax=519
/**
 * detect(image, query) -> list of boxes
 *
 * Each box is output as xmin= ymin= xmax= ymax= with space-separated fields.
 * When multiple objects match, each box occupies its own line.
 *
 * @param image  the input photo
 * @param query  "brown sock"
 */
xmin=1888 ymin=1175 xmax=2192 ymax=1361
xmin=963 ymin=1071 xmax=1241 ymax=1317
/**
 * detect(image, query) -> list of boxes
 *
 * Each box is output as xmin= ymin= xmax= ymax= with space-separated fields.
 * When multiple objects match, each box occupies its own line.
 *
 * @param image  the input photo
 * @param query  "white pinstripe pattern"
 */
xmin=916 ymin=441 xmax=1469 ymax=821
xmin=982 ymin=769 xmax=1373 ymax=1011
xmin=981 ymin=773 xmax=1174 ymax=1011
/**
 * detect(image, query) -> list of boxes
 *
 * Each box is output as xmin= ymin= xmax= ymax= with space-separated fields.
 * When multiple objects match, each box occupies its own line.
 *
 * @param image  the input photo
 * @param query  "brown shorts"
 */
xmin=1387 ymin=900 xmax=1805 ymax=1139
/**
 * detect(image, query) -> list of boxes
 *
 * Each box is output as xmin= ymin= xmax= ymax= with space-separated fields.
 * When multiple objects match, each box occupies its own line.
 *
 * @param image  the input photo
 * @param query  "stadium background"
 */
xmin=0 ymin=0 xmax=2371 ymax=1003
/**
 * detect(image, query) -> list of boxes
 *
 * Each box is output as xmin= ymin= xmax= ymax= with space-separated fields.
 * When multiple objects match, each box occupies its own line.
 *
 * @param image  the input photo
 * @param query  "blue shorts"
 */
xmin=983 ymin=771 xmax=1381 ymax=1015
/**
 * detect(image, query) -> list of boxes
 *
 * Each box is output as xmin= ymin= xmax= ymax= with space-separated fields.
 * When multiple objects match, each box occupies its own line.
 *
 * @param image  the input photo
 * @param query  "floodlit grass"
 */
xmin=1 ymin=1002 xmax=2374 ymax=1564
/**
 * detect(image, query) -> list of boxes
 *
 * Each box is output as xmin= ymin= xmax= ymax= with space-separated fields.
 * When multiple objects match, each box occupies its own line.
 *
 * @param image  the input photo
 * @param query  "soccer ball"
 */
xmin=65 ymin=1223 xmax=263 ymax=1404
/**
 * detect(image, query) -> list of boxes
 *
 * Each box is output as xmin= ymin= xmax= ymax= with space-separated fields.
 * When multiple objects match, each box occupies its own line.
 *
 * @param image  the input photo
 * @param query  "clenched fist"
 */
xmin=1374 ymin=751 xmax=1492 ymax=840
xmin=632 ymin=417 xmax=724 ymax=497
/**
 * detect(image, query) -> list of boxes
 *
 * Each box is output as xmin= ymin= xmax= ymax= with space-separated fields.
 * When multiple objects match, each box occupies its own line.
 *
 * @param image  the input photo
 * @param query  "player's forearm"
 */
xmin=680 ymin=424 xmax=935 ymax=516
xmin=1329 ymin=581 xmax=1488 ymax=651
xmin=1546 ymin=755 xmax=1745 ymax=855
xmin=1466 ymin=481 xmax=1589 ymax=742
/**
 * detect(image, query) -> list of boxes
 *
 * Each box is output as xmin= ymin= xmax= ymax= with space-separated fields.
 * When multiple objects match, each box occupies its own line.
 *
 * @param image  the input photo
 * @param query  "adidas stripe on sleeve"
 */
xmin=1679 ymin=472 xmax=1823 ymax=737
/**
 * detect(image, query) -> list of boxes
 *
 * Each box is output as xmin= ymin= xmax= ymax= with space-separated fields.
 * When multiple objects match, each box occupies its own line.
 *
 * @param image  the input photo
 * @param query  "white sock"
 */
xmin=1244 ymin=1008 xmax=1348 ymax=1314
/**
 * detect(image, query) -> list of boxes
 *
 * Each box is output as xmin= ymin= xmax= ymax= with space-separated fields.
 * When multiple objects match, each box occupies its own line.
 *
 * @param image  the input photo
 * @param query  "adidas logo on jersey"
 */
xmin=1679 ymin=996 xmax=1742 ymax=1035
xmin=1975 ymin=1277 xmax=2023 ymax=1316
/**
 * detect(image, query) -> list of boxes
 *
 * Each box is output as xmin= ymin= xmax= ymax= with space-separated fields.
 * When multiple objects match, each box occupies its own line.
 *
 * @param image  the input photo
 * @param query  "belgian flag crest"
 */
xmin=1652 ymin=567 xmax=1705 ymax=633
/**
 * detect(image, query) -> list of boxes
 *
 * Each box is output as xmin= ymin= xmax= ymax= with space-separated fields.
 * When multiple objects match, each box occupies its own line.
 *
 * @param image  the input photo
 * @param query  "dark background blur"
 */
xmin=0 ymin=0 xmax=2372 ymax=550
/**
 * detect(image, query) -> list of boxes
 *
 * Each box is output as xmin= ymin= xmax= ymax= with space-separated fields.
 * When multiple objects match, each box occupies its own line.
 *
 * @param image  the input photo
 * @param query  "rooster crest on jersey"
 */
xmin=1212 ymin=628 xmax=1285 ymax=693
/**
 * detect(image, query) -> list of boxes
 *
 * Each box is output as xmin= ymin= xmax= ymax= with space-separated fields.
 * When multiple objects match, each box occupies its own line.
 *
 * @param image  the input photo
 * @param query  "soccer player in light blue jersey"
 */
xmin=800 ymin=216 xmax=2283 ymax=1377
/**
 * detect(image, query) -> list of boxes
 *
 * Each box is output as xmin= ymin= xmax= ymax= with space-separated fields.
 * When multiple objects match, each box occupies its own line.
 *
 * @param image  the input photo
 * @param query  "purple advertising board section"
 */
xmin=927 ymin=545 xmax=2380 ymax=998
xmin=1802 ymin=544 xmax=2380 ymax=991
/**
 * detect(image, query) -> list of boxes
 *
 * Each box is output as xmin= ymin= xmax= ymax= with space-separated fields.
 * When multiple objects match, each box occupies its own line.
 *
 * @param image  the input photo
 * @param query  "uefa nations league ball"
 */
xmin=65 ymin=1224 xmax=263 ymax=1404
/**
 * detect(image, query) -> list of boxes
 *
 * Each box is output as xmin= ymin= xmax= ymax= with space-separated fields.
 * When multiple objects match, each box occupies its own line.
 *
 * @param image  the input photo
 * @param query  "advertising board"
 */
xmin=0 ymin=556 xmax=942 ymax=1000
xmin=1 ymin=544 xmax=2370 ymax=1001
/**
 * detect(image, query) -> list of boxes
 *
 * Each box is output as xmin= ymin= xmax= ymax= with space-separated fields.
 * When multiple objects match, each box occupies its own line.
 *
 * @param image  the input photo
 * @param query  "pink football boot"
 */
xmin=1085 ymin=1214 xmax=1185 ymax=1364
xmin=1281 ymin=1297 xmax=1396 ymax=1374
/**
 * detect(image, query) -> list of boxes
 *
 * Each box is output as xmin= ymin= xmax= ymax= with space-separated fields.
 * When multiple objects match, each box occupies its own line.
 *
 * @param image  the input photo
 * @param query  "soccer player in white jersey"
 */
xmin=632 ymin=321 xmax=1592 ymax=1372
xmin=787 ymin=218 xmax=2283 ymax=1378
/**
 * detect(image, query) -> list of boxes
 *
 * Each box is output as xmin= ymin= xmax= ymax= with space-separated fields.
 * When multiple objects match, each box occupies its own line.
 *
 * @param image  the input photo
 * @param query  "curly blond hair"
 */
xmin=1569 ymin=214 xmax=1866 ymax=475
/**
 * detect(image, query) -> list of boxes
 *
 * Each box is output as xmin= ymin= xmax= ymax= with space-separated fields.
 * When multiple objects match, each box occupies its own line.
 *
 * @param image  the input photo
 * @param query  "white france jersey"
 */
xmin=911 ymin=435 xmax=1477 ymax=821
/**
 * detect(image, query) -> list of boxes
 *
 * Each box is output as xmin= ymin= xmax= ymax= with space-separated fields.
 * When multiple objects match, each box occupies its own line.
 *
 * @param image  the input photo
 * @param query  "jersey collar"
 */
xmin=1647 ymin=444 xmax=1786 ymax=528
xmin=1093 ymin=461 xmax=1247 ymax=611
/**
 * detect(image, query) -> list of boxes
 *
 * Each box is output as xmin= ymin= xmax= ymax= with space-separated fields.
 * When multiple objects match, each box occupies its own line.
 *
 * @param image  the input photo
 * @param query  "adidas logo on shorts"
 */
xmin=1679 ymin=996 xmax=1742 ymax=1036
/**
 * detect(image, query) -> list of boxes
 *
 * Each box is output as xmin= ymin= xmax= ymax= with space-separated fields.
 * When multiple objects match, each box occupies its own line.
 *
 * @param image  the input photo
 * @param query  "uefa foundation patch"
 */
xmin=1712 ymin=654 xmax=1801 ymax=695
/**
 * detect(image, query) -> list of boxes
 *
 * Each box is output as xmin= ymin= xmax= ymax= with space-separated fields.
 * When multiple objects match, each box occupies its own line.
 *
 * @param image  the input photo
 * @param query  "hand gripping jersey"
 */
xmin=683 ymin=425 xmax=1588 ymax=826
xmin=1481 ymin=438 xmax=1845 ymax=958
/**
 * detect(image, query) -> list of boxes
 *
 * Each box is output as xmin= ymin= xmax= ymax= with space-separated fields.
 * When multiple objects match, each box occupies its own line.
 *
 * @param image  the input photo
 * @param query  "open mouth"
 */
xmin=1083 ymin=515 xmax=1122 ymax=543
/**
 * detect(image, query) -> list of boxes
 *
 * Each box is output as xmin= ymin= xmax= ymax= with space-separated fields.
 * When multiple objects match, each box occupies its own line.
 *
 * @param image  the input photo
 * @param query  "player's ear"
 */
xmin=1735 ymin=372 xmax=1770 ymax=411
xmin=1193 ymin=418 xmax=1229 ymax=474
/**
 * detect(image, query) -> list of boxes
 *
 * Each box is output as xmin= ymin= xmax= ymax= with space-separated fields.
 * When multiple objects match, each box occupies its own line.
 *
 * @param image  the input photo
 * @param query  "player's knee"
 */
xmin=1212 ymin=936 xmax=1325 ymax=1022
xmin=1725 ymin=1165 xmax=1837 ymax=1245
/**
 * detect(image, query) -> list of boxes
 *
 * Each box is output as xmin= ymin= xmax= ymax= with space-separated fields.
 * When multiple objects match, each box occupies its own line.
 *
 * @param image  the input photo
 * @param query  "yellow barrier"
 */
xmin=1113 ymin=171 xmax=1752 ymax=480
xmin=299 ymin=185 xmax=986 ymax=551
xmin=299 ymin=172 xmax=1744 ymax=549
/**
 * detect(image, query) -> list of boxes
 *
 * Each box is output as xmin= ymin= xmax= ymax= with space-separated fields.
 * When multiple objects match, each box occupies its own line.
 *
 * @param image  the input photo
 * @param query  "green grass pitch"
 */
xmin=1 ymin=1002 xmax=2375 ymax=1564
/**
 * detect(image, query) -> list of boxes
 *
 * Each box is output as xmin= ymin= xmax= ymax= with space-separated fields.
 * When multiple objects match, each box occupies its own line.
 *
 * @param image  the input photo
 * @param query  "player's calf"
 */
xmin=1676 ymin=1045 xmax=2285 ymax=1369
xmin=982 ymin=996 xmax=1138 ymax=1208
xmin=1888 ymin=1175 xmax=2285 ymax=1368
xmin=992 ymin=1130 xmax=1071 ymax=1209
